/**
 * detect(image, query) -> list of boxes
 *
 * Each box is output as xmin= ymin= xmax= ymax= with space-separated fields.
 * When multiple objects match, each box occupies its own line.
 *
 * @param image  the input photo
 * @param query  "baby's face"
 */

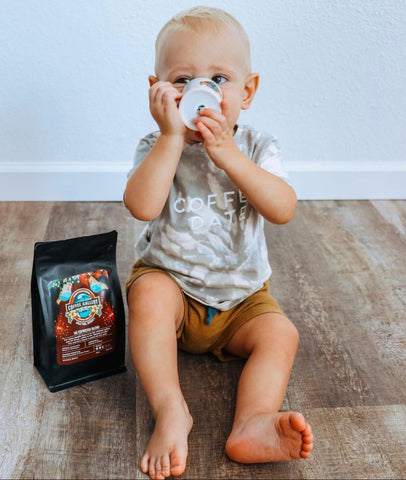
xmin=155 ymin=26 xmax=255 ymax=142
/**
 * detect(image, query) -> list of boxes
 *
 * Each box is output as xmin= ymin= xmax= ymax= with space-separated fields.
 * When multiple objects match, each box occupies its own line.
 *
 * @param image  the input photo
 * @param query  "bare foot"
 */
xmin=225 ymin=411 xmax=313 ymax=463
xmin=140 ymin=400 xmax=193 ymax=479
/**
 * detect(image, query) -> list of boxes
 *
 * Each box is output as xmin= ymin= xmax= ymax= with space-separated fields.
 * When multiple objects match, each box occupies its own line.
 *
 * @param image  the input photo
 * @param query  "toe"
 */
xmin=302 ymin=442 xmax=313 ymax=452
xmin=170 ymin=450 xmax=186 ymax=476
xmin=161 ymin=454 xmax=171 ymax=477
xmin=300 ymin=450 xmax=312 ymax=459
xmin=148 ymin=459 xmax=155 ymax=479
xmin=148 ymin=457 xmax=159 ymax=480
xmin=302 ymin=424 xmax=312 ymax=436
xmin=154 ymin=458 xmax=164 ymax=480
xmin=303 ymin=433 xmax=314 ymax=444
xmin=140 ymin=454 xmax=150 ymax=474
xmin=289 ymin=412 xmax=306 ymax=432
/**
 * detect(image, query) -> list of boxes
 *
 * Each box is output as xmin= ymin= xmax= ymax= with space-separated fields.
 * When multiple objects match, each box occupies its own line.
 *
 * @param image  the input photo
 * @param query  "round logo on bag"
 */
xmin=65 ymin=288 xmax=102 ymax=325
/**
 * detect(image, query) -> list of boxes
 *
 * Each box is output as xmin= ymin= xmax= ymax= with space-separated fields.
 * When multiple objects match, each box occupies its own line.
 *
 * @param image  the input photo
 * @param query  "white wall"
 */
xmin=1 ymin=0 xmax=405 ymax=200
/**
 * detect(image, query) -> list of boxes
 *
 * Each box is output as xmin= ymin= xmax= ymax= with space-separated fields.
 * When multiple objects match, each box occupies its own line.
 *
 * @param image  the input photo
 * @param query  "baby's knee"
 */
xmin=262 ymin=314 xmax=299 ymax=356
xmin=129 ymin=273 xmax=169 ymax=308
xmin=240 ymin=313 xmax=299 ymax=356
xmin=270 ymin=316 xmax=300 ymax=357
xmin=127 ymin=273 xmax=183 ymax=324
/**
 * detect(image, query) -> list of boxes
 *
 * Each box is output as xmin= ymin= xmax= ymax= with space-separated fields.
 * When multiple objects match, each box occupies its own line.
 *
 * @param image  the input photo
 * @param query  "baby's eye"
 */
xmin=212 ymin=75 xmax=227 ymax=85
xmin=174 ymin=77 xmax=191 ymax=85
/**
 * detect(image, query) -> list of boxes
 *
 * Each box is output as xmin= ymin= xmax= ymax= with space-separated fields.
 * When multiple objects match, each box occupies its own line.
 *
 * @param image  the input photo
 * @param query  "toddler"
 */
xmin=124 ymin=6 xmax=313 ymax=479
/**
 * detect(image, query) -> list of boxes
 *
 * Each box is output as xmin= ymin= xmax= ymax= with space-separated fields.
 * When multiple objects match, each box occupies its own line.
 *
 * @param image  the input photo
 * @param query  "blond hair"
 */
xmin=155 ymin=6 xmax=251 ymax=72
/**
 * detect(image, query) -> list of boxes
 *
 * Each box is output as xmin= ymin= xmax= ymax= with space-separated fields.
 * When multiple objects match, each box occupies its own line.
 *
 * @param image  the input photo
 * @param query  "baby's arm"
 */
xmin=124 ymin=82 xmax=185 ymax=221
xmin=196 ymin=108 xmax=296 ymax=225
xmin=223 ymin=154 xmax=297 ymax=224
xmin=124 ymin=134 xmax=184 ymax=220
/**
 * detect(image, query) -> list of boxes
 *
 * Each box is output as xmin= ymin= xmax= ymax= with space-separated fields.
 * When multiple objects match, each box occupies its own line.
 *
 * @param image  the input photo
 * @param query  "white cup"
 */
xmin=179 ymin=78 xmax=223 ymax=131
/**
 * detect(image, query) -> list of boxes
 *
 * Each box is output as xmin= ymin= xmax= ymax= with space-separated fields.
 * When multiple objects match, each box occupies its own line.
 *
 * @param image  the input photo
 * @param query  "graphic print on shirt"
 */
xmin=159 ymin=163 xmax=261 ymax=272
xmin=131 ymin=125 xmax=290 ymax=310
xmin=171 ymin=184 xmax=248 ymax=232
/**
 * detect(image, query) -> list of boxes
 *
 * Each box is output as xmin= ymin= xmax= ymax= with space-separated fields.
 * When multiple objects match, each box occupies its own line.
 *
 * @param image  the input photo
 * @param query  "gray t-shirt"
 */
xmin=128 ymin=124 xmax=291 ymax=311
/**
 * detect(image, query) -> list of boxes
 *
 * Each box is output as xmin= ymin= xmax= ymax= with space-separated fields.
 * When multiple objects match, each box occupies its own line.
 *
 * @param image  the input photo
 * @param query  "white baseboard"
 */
xmin=0 ymin=162 xmax=131 ymax=201
xmin=0 ymin=161 xmax=405 ymax=201
xmin=286 ymin=161 xmax=406 ymax=200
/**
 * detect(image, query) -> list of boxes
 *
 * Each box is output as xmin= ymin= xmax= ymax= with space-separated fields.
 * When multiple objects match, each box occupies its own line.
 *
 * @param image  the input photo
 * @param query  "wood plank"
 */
xmin=0 ymin=202 xmax=53 ymax=286
xmin=1 ymin=202 xmax=140 ymax=478
xmin=0 ymin=202 xmax=53 ymax=477
xmin=371 ymin=199 xmax=406 ymax=237
xmin=286 ymin=403 xmax=405 ymax=479
xmin=1 ymin=200 xmax=405 ymax=479
xmin=136 ymin=358 xmax=406 ymax=479
xmin=304 ymin=404 xmax=406 ymax=479
xmin=265 ymin=200 xmax=406 ymax=409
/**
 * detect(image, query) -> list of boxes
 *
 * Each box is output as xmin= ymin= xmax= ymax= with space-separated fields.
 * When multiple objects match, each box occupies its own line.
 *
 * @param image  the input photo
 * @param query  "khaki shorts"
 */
xmin=126 ymin=260 xmax=284 ymax=362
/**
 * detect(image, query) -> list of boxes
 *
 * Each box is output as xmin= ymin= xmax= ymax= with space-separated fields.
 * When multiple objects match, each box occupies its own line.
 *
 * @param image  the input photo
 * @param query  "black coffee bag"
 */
xmin=31 ymin=230 xmax=126 ymax=392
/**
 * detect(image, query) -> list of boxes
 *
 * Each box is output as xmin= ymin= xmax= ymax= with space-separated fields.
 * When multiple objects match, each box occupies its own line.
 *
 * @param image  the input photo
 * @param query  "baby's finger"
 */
xmin=149 ymin=81 xmax=169 ymax=102
xmin=157 ymin=85 xmax=181 ymax=106
xmin=198 ymin=107 xmax=224 ymax=122
xmin=150 ymin=82 xmax=180 ymax=105
xmin=149 ymin=86 xmax=164 ymax=109
xmin=196 ymin=120 xmax=216 ymax=143
xmin=198 ymin=108 xmax=229 ymax=130
xmin=198 ymin=112 xmax=230 ymax=138
xmin=194 ymin=115 xmax=222 ymax=137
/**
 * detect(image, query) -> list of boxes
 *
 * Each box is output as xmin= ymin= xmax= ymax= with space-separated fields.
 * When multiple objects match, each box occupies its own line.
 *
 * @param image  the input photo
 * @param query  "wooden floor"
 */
xmin=0 ymin=200 xmax=405 ymax=479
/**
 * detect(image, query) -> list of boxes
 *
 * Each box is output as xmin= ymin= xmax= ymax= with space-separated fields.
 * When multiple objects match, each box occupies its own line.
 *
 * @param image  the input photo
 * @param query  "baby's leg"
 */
xmin=225 ymin=313 xmax=313 ymax=463
xmin=128 ymin=273 xmax=193 ymax=480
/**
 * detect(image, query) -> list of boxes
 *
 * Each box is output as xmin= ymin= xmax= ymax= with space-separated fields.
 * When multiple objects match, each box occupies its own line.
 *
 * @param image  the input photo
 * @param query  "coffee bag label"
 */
xmin=48 ymin=270 xmax=116 ymax=365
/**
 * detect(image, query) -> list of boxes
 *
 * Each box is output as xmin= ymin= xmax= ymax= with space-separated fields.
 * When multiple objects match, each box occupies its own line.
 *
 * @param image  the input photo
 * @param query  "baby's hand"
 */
xmin=194 ymin=104 xmax=240 ymax=169
xmin=149 ymin=81 xmax=186 ymax=138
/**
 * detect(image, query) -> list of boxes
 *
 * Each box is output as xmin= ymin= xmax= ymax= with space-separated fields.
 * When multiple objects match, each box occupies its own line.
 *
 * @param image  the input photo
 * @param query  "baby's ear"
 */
xmin=148 ymin=75 xmax=158 ymax=87
xmin=241 ymin=73 xmax=259 ymax=110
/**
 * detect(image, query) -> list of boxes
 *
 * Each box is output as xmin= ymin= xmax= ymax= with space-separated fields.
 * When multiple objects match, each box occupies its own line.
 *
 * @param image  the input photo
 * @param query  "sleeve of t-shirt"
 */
xmin=123 ymin=132 xmax=158 ymax=209
xmin=127 ymin=132 xmax=158 ymax=179
xmin=252 ymin=133 xmax=293 ymax=187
